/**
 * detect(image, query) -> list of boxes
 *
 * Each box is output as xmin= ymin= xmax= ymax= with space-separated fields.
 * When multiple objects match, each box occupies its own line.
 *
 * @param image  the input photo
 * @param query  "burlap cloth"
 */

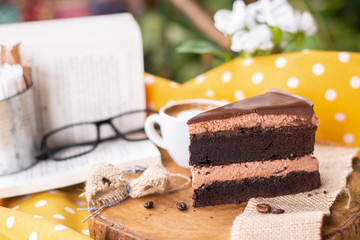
xmin=231 ymin=144 xmax=359 ymax=240
xmin=81 ymin=162 xmax=191 ymax=217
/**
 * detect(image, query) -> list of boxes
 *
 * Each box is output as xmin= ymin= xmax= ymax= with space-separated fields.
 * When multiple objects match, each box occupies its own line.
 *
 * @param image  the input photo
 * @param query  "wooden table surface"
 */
xmin=88 ymin=149 xmax=360 ymax=240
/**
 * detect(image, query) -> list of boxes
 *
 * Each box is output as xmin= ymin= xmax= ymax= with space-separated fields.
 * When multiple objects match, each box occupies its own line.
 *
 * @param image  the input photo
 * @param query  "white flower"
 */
xmin=245 ymin=3 xmax=260 ymax=29
xmin=253 ymin=0 xmax=298 ymax=33
xmin=231 ymin=24 xmax=273 ymax=54
xmin=296 ymin=11 xmax=317 ymax=36
xmin=214 ymin=0 xmax=247 ymax=35
xmin=213 ymin=0 xmax=317 ymax=55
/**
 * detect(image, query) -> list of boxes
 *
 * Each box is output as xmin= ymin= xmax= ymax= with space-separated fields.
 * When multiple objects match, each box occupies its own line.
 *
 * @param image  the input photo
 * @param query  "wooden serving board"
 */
xmin=88 ymin=149 xmax=360 ymax=240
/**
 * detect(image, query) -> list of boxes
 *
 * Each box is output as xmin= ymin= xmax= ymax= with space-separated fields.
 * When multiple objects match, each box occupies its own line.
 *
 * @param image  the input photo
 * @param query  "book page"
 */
xmin=0 ymin=14 xmax=161 ymax=197
xmin=0 ymin=13 xmax=146 ymax=140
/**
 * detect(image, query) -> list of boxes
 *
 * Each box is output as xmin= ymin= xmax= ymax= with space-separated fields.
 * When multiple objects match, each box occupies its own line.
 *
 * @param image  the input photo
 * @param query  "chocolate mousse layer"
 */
xmin=189 ymin=125 xmax=317 ymax=166
xmin=188 ymin=113 xmax=318 ymax=135
xmin=193 ymin=171 xmax=321 ymax=207
xmin=191 ymin=155 xmax=318 ymax=189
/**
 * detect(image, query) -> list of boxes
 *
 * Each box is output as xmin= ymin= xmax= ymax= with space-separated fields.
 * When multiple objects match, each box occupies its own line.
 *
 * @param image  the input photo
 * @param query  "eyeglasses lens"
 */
xmin=45 ymin=123 xmax=98 ymax=159
xmin=111 ymin=111 xmax=148 ymax=140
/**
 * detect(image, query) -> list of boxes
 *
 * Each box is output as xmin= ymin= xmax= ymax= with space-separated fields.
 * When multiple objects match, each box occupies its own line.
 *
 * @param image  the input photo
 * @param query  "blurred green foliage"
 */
xmin=140 ymin=0 xmax=360 ymax=83
xmin=310 ymin=0 xmax=360 ymax=51
xmin=140 ymin=0 xmax=233 ymax=83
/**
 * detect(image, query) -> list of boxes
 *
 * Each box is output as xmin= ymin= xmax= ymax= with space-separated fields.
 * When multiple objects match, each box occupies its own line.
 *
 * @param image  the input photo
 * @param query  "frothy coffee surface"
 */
xmin=165 ymin=103 xmax=219 ymax=121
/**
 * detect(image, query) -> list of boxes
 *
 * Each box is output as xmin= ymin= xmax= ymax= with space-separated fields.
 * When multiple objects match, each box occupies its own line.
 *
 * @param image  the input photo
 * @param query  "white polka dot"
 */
xmin=205 ymin=89 xmax=215 ymax=98
xmin=6 ymin=216 xmax=14 ymax=228
xmin=144 ymin=75 xmax=155 ymax=86
xmin=243 ymin=58 xmax=254 ymax=66
xmin=22 ymin=195 xmax=31 ymax=201
xmin=325 ymin=89 xmax=337 ymax=101
xmin=275 ymin=57 xmax=287 ymax=68
xmin=350 ymin=76 xmax=360 ymax=89
xmin=221 ymin=71 xmax=232 ymax=83
xmin=35 ymin=200 xmax=47 ymax=207
xmin=75 ymin=200 xmax=85 ymax=207
xmin=65 ymin=207 xmax=75 ymax=214
xmin=195 ymin=74 xmax=205 ymax=84
xmin=29 ymin=232 xmax=37 ymax=240
xmin=82 ymin=230 xmax=90 ymax=236
xmin=312 ymin=63 xmax=325 ymax=76
xmin=33 ymin=215 xmax=44 ymax=218
xmin=234 ymin=90 xmax=245 ymax=100
xmin=334 ymin=113 xmax=346 ymax=122
xmin=338 ymin=52 xmax=350 ymax=63
xmin=54 ymin=225 xmax=67 ymax=231
xmin=287 ymin=77 xmax=299 ymax=89
xmin=252 ymin=72 xmax=263 ymax=84
xmin=169 ymin=81 xmax=179 ymax=87
xmin=53 ymin=214 xmax=65 ymax=219
xmin=48 ymin=190 xmax=58 ymax=194
xmin=343 ymin=133 xmax=355 ymax=144
xmin=11 ymin=205 xmax=19 ymax=210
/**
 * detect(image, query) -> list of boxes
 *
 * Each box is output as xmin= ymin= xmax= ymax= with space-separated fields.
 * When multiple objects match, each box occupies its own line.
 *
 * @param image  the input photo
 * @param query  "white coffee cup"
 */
xmin=144 ymin=99 xmax=225 ymax=168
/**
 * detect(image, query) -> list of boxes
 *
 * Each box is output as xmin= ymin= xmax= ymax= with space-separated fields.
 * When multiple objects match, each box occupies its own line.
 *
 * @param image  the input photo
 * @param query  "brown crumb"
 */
xmin=102 ymin=177 xmax=111 ymax=186
xmin=308 ymin=194 xmax=313 ymax=197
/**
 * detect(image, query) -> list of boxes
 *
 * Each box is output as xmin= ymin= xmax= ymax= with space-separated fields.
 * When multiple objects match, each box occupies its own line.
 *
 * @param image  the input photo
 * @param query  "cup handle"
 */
xmin=144 ymin=114 xmax=167 ymax=149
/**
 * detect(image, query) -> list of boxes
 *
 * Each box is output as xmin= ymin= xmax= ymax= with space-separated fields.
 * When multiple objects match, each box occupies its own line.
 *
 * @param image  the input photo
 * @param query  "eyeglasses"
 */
xmin=38 ymin=109 xmax=157 ymax=161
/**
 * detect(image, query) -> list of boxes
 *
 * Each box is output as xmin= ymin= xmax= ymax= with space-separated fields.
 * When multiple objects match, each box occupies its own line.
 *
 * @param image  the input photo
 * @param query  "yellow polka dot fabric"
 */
xmin=1 ymin=185 xmax=90 ymax=240
xmin=146 ymin=50 xmax=360 ymax=147
xmin=1 ymin=50 xmax=359 ymax=239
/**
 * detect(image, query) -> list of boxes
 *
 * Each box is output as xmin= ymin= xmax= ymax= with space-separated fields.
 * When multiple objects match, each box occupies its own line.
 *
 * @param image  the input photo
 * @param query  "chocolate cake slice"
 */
xmin=187 ymin=89 xmax=321 ymax=207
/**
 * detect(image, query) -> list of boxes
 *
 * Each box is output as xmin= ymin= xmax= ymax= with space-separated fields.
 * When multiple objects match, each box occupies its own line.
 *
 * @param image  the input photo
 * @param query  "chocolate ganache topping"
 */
xmin=187 ymin=89 xmax=314 ymax=124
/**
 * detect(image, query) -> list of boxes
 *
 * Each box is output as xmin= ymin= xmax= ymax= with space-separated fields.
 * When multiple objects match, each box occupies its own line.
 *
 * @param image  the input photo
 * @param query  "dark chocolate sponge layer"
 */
xmin=193 ymin=171 xmax=321 ymax=207
xmin=189 ymin=126 xmax=317 ymax=166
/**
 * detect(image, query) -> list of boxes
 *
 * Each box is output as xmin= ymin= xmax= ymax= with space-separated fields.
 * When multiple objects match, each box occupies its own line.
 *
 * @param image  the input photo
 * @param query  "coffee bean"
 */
xmin=144 ymin=201 xmax=154 ymax=209
xmin=102 ymin=177 xmax=111 ymax=186
xmin=176 ymin=202 xmax=187 ymax=211
xmin=272 ymin=208 xmax=285 ymax=214
xmin=256 ymin=203 xmax=271 ymax=213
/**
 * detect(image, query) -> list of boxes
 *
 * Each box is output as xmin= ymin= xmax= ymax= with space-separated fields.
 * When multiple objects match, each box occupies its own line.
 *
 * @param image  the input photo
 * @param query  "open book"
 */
xmin=0 ymin=14 xmax=160 ymax=198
